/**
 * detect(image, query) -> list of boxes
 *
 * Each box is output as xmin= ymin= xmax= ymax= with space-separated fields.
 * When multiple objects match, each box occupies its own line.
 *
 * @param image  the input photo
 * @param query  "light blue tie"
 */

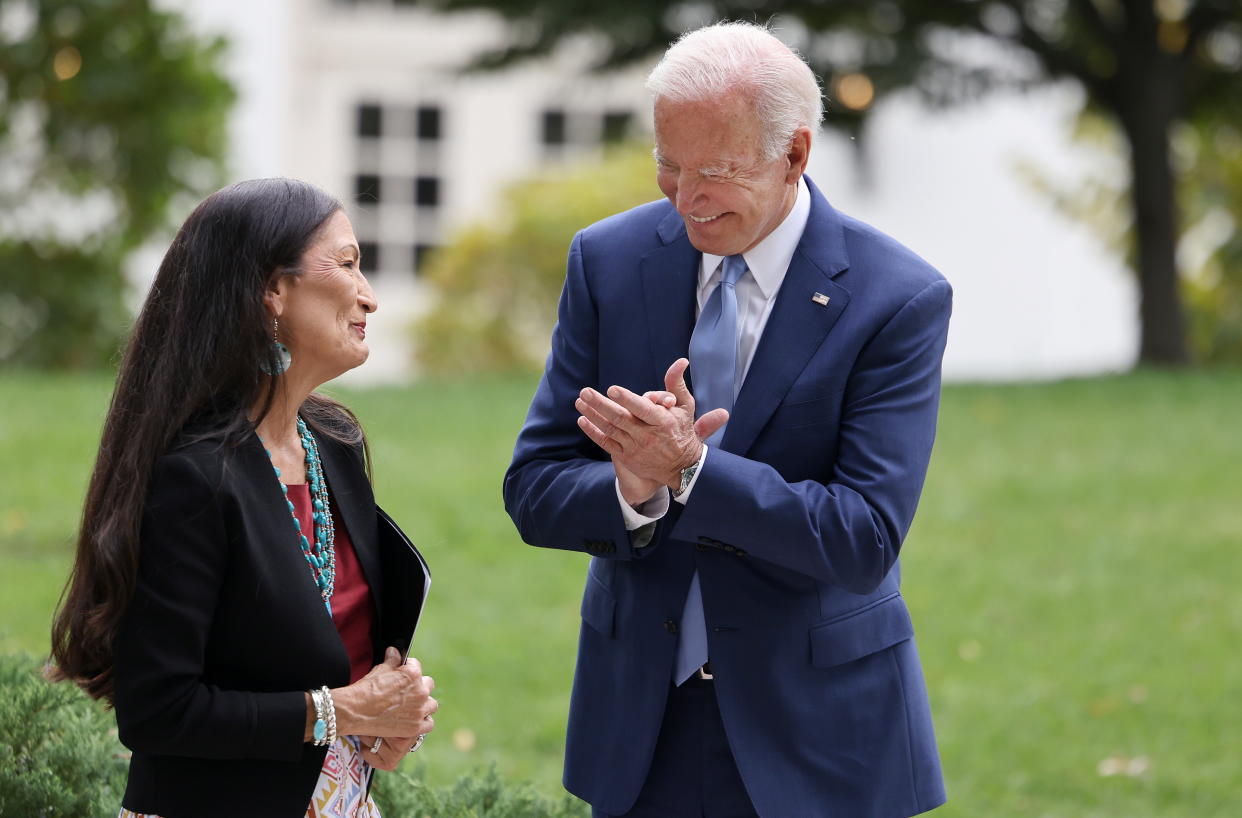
xmin=674 ymin=254 xmax=747 ymax=685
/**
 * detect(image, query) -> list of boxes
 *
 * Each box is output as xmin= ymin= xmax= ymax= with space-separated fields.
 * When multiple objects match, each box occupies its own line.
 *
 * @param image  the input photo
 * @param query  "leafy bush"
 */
xmin=373 ymin=765 xmax=588 ymax=818
xmin=0 ymin=0 xmax=233 ymax=368
xmin=0 ymin=654 xmax=128 ymax=818
xmin=415 ymin=144 xmax=659 ymax=374
xmin=0 ymin=653 xmax=585 ymax=817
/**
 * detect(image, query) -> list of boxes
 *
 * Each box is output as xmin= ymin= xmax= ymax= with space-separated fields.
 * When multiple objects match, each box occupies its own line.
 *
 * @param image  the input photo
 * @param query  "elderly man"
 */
xmin=504 ymin=21 xmax=949 ymax=818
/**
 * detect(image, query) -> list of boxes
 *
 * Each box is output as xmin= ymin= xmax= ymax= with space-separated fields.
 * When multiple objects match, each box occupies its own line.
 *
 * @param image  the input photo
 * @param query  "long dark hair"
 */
xmin=50 ymin=178 xmax=368 ymax=701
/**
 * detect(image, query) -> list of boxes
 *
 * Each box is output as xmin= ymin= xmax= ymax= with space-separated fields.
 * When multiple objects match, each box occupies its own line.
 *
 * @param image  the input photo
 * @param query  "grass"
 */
xmin=2 ymin=369 xmax=1240 ymax=816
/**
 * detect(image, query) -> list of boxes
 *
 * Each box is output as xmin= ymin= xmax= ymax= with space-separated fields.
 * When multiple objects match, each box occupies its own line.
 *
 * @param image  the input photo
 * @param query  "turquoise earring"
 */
xmin=261 ymin=317 xmax=291 ymax=375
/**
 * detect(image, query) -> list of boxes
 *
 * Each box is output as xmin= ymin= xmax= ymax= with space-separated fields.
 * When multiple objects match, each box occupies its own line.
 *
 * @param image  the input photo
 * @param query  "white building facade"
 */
xmin=160 ymin=0 xmax=1140 ymax=382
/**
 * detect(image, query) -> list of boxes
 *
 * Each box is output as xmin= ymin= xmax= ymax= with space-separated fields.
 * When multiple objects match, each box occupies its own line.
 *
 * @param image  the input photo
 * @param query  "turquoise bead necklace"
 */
xmin=261 ymin=415 xmax=336 ymax=614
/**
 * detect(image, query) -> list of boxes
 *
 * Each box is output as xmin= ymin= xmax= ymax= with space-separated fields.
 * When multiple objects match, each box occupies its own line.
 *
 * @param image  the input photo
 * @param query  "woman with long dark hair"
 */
xmin=50 ymin=178 xmax=435 ymax=818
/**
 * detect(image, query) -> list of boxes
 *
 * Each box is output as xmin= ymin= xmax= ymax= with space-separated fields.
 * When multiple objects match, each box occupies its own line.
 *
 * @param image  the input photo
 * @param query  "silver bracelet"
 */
xmin=310 ymin=686 xmax=338 ymax=747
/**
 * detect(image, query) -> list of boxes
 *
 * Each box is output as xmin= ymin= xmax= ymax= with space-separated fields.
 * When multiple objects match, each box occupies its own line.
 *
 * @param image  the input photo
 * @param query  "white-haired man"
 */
xmin=505 ymin=21 xmax=949 ymax=817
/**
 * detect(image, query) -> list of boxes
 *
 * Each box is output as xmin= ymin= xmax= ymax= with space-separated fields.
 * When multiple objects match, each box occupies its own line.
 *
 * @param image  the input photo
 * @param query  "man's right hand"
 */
xmin=615 ymin=459 xmax=664 ymax=507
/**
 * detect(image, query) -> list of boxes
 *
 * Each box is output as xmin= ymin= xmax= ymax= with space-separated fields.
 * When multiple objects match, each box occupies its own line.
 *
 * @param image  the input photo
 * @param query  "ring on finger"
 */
xmin=409 ymin=734 xmax=425 ymax=754
xmin=369 ymin=737 xmax=383 ymax=753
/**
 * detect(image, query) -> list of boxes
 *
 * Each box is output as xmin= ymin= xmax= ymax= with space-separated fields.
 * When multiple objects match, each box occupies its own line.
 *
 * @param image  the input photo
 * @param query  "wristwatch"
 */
xmin=672 ymin=457 xmax=700 ymax=499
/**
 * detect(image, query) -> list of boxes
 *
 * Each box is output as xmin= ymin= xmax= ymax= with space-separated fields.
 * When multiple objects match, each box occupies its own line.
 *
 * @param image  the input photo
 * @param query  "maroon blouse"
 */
xmin=287 ymin=483 xmax=376 ymax=683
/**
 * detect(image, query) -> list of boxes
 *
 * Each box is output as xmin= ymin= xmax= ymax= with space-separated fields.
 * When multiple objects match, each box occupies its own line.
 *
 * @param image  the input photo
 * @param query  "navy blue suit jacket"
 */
xmin=504 ymin=178 xmax=949 ymax=817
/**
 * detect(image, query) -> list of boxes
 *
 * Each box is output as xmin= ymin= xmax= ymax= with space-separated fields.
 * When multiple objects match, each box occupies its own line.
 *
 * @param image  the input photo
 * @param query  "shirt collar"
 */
xmin=699 ymin=176 xmax=812 ymax=299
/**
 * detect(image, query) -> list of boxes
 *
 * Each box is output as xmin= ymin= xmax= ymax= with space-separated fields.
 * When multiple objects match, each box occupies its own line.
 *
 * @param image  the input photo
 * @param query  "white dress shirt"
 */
xmin=616 ymin=177 xmax=813 ymax=530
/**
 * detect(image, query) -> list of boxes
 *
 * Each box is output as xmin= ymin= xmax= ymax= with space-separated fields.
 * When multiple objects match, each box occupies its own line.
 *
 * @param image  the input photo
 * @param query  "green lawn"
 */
xmin=2 ymin=370 xmax=1240 ymax=816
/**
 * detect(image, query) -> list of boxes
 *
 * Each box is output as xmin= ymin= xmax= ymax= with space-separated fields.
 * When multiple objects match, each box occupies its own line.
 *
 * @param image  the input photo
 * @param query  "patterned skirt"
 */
xmin=117 ymin=735 xmax=381 ymax=818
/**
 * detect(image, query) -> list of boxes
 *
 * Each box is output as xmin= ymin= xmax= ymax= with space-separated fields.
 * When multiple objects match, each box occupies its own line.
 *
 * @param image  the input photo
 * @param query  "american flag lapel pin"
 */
xmin=812 ymin=292 xmax=830 ymax=306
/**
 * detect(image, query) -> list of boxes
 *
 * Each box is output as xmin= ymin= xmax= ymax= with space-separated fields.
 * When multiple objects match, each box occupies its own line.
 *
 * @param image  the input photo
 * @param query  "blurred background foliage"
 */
xmin=1181 ymin=116 xmax=1242 ymax=361
xmin=1020 ymin=110 xmax=1242 ymax=364
xmin=415 ymin=144 xmax=657 ymax=373
xmin=3 ymin=0 xmax=1241 ymax=370
xmin=0 ymin=0 xmax=233 ymax=368
xmin=414 ymin=0 xmax=1242 ymax=367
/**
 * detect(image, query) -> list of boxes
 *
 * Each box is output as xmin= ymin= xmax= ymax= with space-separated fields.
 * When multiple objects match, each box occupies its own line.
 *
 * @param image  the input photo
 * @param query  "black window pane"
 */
xmin=415 ymin=176 xmax=440 ymax=207
xmin=359 ymin=242 xmax=380 ymax=274
xmin=602 ymin=110 xmax=632 ymax=144
xmin=414 ymin=243 xmax=436 ymax=272
xmin=357 ymin=104 xmax=382 ymax=138
xmin=354 ymin=174 xmax=381 ymax=204
xmin=541 ymin=109 xmax=567 ymax=145
xmin=416 ymin=106 xmax=441 ymax=141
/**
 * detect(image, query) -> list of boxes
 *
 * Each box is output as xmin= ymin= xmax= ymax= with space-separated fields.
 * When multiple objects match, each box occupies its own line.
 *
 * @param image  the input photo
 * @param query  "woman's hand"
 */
xmin=357 ymin=733 xmax=424 ymax=771
xmin=330 ymin=647 xmax=438 ymax=741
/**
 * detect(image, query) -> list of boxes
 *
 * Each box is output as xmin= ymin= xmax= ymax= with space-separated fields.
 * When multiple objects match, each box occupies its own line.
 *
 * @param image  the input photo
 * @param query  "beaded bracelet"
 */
xmin=310 ymin=686 xmax=338 ymax=747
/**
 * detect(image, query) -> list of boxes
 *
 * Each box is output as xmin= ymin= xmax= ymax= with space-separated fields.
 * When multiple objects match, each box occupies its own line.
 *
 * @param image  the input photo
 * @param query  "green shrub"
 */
xmin=0 ymin=654 xmax=128 ymax=818
xmin=0 ymin=653 xmax=585 ymax=817
xmin=414 ymin=144 xmax=659 ymax=374
xmin=372 ymin=765 xmax=588 ymax=818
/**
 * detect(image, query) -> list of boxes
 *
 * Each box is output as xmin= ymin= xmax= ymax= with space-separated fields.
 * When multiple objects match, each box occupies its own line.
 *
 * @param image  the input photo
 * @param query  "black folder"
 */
xmin=376 ymin=505 xmax=431 ymax=660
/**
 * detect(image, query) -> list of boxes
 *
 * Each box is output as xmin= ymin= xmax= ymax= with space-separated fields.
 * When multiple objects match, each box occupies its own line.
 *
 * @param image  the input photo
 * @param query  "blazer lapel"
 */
xmin=241 ymin=432 xmax=341 ymax=630
xmin=317 ymin=433 xmax=384 ymax=615
xmin=723 ymin=179 xmax=852 ymax=455
xmin=639 ymin=208 xmax=700 ymax=387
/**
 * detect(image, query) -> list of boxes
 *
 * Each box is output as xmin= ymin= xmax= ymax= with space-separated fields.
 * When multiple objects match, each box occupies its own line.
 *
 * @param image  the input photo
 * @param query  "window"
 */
xmin=351 ymin=99 xmax=446 ymax=278
xmin=359 ymin=242 xmax=380 ymax=274
xmin=414 ymin=243 xmax=437 ymax=272
xmin=354 ymin=174 xmax=381 ymax=204
xmin=416 ymin=106 xmax=441 ymax=141
xmin=601 ymin=110 xmax=632 ymax=144
xmin=357 ymin=104 xmax=382 ymax=138
xmin=541 ymin=109 xmax=567 ymax=146
xmin=414 ymin=176 xmax=440 ymax=207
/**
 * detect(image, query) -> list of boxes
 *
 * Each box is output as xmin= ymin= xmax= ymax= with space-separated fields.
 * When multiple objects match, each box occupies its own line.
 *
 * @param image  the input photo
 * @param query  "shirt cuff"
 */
xmin=616 ymin=480 xmax=671 ymax=531
xmin=672 ymin=445 xmax=709 ymax=506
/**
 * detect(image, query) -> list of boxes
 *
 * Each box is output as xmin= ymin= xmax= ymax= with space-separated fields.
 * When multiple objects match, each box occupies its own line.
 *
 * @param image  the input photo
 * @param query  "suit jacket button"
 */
xmin=663 ymin=619 xmax=678 ymax=634
xmin=696 ymin=543 xmax=708 ymax=552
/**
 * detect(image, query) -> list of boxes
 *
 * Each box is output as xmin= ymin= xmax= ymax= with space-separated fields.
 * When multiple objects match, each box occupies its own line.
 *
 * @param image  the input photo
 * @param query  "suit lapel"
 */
xmin=723 ymin=179 xmax=852 ymax=455
xmin=316 ymin=432 xmax=384 ymax=615
xmin=639 ymin=209 xmax=700 ymax=386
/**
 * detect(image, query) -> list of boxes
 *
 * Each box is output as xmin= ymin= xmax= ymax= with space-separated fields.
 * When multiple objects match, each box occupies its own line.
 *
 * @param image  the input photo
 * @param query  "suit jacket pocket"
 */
xmin=768 ymin=393 xmax=841 ymax=430
xmin=809 ymin=594 xmax=913 ymax=668
xmin=580 ymin=570 xmax=616 ymax=637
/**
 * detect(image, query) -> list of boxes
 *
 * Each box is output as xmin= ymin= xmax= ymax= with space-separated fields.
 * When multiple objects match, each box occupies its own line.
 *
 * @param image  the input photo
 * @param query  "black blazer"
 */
xmin=113 ymin=428 xmax=427 ymax=818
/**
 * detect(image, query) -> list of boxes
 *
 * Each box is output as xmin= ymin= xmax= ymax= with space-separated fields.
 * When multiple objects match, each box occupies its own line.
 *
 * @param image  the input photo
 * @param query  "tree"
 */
xmin=0 ymin=0 xmax=234 ymax=368
xmin=1021 ymin=108 xmax=1242 ymax=362
xmin=411 ymin=0 xmax=1242 ymax=366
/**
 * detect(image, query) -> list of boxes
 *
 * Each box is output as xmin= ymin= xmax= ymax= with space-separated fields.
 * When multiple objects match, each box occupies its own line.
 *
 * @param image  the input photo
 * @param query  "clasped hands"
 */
xmin=576 ymin=358 xmax=728 ymax=506
xmin=326 ymin=646 xmax=439 ymax=771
